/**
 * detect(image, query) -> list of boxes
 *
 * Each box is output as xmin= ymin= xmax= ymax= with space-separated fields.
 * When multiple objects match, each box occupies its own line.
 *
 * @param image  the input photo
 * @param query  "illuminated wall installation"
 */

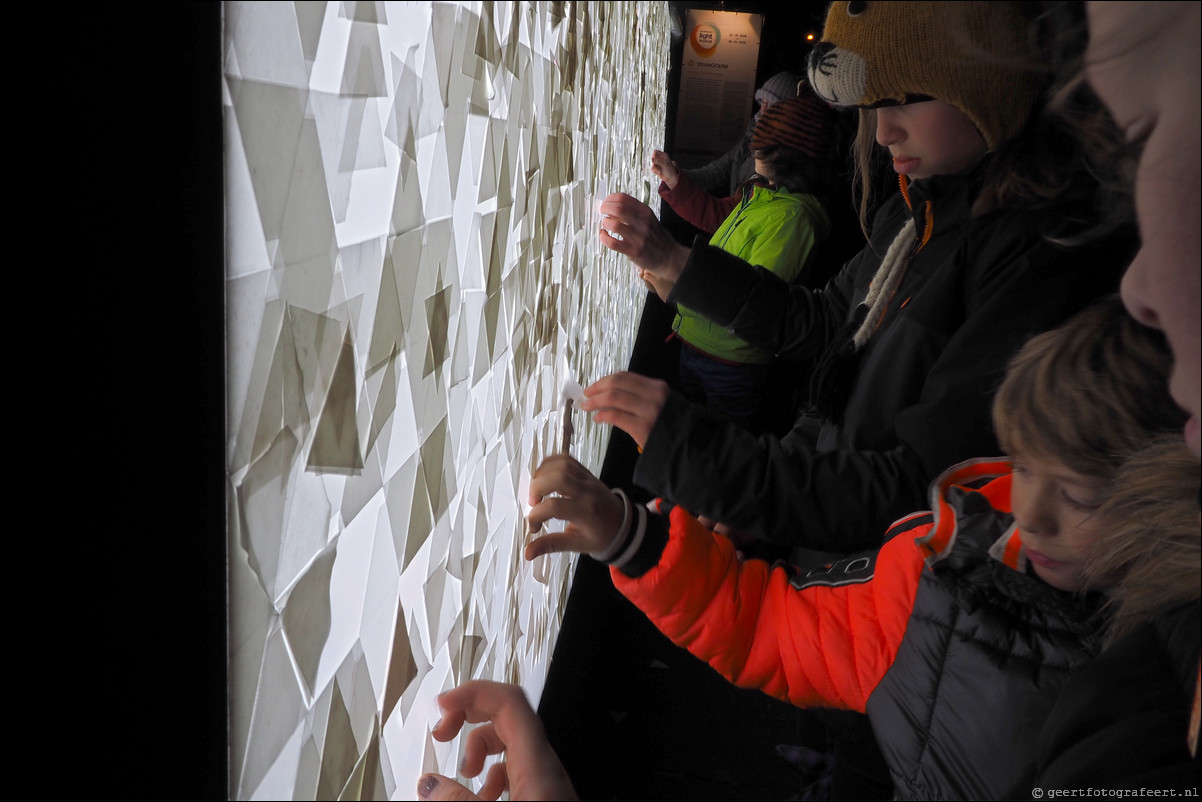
xmin=224 ymin=2 xmax=670 ymax=798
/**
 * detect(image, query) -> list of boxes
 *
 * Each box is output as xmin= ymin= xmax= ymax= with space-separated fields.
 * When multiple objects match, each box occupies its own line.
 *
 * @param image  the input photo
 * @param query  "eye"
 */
xmin=1060 ymin=490 xmax=1101 ymax=514
xmin=847 ymin=1 xmax=868 ymax=17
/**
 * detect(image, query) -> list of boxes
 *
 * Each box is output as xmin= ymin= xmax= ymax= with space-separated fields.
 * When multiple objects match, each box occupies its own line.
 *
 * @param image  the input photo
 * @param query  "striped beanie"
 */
xmin=755 ymin=71 xmax=803 ymax=106
xmin=749 ymin=82 xmax=837 ymax=161
xmin=807 ymin=1 xmax=1041 ymax=150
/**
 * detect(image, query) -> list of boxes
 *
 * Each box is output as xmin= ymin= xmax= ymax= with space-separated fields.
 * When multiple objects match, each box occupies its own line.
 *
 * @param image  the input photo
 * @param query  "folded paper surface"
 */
xmin=225 ymin=2 xmax=670 ymax=798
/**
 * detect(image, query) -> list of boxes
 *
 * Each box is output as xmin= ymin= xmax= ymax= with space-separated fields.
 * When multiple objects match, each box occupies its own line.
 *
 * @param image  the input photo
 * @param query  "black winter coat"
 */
xmin=1005 ymin=599 xmax=1201 ymax=794
xmin=636 ymin=169 xmax=1132 ymax=551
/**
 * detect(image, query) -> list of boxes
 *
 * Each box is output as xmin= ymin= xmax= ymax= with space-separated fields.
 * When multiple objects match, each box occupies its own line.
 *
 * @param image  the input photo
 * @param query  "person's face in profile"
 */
xmin=1086 ymin=1 xmax=1202 ymax=457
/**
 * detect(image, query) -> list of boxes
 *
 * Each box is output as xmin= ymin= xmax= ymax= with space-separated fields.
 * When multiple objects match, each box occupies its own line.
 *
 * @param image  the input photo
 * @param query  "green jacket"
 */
xmin=674 ymin=185 xmax=829 ymax=363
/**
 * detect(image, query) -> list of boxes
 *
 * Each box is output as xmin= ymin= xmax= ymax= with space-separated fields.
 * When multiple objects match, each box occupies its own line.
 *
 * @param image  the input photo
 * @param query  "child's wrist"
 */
xmin=590 ymin=488 xmax=642 ymax=565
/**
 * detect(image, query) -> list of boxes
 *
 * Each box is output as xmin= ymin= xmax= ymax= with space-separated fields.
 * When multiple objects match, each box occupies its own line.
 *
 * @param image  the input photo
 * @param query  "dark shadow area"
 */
xmin=19 ymin=4 xmax=229 ymax=799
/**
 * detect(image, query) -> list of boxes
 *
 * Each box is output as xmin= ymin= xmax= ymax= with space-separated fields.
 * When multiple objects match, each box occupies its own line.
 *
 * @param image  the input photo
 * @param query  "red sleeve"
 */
xmin=659 ymin=173 xmax=740 ymax=235
xmin=612 ymin=505 xmax=923 ymax=712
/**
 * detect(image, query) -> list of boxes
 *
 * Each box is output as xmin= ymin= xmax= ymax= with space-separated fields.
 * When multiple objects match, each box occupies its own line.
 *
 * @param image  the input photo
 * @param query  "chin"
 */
xmin=1032 ymin=564 xmax=1079 ymax=593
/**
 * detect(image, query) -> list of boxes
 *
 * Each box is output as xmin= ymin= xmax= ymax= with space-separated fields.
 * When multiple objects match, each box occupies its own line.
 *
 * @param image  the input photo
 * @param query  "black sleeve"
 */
xmin=633 ymin=393 xmax=930 ymax=551
xmin=668 ymin=238 xmax=860 ymax=366
xmin=614 ymin=510 xmax=671 ymax=579
xmin=639 ymin=219 xmax=1130 ymax=552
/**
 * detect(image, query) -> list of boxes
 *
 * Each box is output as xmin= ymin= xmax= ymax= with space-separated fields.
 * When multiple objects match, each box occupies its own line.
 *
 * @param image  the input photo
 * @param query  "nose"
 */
xmin=1120 ymin=253 xmax=1162 ymax=331
xmin=875 ymin=107 xmax=904 ymax=148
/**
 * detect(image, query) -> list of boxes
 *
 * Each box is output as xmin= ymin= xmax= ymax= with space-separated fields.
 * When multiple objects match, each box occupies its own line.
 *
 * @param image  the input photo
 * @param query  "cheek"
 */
xmin=934 ymin=115 xmax=986 ymax=169
xmin=1126 ymin=173 xmax=1202 ymax=408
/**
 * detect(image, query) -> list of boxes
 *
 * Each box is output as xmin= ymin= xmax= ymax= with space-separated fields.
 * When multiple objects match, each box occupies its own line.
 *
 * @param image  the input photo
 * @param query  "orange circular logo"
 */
xmin=689 ymin=23 xmax=720 ymax=57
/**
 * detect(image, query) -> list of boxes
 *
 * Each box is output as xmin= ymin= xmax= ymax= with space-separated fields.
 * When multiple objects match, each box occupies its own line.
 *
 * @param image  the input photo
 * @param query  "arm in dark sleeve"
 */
xmin=640 ymin=223 xmax=1130 ymax=551
xmin=633 ymin=395 xmax=931 ymax=551
xmin=668 ymin=238 xmax=861 ymax=365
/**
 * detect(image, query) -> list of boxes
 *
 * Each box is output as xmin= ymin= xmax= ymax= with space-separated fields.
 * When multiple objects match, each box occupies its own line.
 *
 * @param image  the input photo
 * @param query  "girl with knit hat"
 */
xmin=649 ymin=88 xmax=839 ymax=434
xmin=587 ymin=1 xmax=1132 ymax=562
xmin=651 ymin=79 xmax=838 ymax=237
xmin=682 ymin=70 xmax=806 ymax=198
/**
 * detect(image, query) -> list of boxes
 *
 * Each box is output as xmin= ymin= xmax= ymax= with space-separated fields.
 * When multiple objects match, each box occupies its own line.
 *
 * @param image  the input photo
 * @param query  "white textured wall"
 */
xmin=224 ymin=2 xmax=670 ymax=798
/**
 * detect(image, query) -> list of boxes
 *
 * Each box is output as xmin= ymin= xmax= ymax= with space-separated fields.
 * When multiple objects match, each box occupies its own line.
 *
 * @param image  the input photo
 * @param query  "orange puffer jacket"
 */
xmin=611 ymin=458 xmax=1103 ymax=799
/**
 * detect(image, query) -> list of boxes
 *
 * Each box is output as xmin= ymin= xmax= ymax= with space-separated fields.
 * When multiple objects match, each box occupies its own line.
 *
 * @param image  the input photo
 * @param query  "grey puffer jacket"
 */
xmin=866 ymin=478 xmax=1104 ymax=800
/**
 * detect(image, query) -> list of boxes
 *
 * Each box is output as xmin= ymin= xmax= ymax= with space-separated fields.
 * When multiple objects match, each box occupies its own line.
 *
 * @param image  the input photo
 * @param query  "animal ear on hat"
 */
xmin=805 ymin=1 xmax=1042 ymax=150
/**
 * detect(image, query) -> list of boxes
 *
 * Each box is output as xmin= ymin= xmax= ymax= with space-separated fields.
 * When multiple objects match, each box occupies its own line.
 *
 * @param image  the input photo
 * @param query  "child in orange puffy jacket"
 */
xmin=523 ymin=297 xmax=1190 ymax=800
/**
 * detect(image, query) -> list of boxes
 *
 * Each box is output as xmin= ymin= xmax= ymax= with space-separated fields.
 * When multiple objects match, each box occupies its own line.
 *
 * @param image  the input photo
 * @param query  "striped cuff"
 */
xmin=589 ymin=488 xmax=633 ymax=563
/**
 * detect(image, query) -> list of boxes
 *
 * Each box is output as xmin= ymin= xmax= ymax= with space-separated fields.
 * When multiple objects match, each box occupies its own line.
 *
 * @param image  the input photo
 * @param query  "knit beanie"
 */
xmin=806 ymin=1 xmax=1041 ymax=150
xmin=754 ymin=71 xmax=803 ymax=106
xmin=749 ymin=83 xmax=837 ymax=162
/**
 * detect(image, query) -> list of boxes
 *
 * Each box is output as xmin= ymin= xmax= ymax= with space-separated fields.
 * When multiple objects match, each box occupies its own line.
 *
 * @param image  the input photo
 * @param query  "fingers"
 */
xmin=417 ymin=774 xmax=482 ymax=802
xmin=589 ymin=408 xmax=654 ymax=450
xmin=477 ymin=763 xmax=510 ymax=801
xmin=435 ymin=682 xmax=543 ymax=747
xmin=598 ymin=224 xmax=630 ymax=256
xmin=525 ymin=529 xmax=586 ymax=560
xmin=526 ymin=454 xmax=623 ymax=555
xmin=598 ymin=192 xmax=648 ymax=219
xmin=582 ymin=372 xmax=670 ymax=416
xmin=429 ymin=681 xmax=577 ymax=801
xmin=598 ymin=195 xmax=655 ymax=236
xmin=460 ymin=723 xmax=506 ymax=777
xmin=527 ymin=454 xmax=592 ymax=505
xmin=526 ymin=495 xmax=576 ymax=536
xmin=431 ymin=708 xmax=469 ymax=742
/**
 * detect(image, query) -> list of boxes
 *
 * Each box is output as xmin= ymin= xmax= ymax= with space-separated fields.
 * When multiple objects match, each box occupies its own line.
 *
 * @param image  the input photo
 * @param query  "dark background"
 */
xmin=24 ymin=3 xmax=227 ymax=799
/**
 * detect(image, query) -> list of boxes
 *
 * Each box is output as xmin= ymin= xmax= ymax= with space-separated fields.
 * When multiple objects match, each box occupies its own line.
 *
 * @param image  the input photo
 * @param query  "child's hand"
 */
xmin=598 ymin=193 xmax=690 ymax=284
xmin=637 ymin=268 xmax=675 ymax=303
xmin=582 ymin=372 xmax=671 ymax=450
xmin=650 ymin=150 xmax=680 ymax=190
xmin=526 ymin=454 xmax=625 ymax=560
xmin=420 ymin=681 xmax=578 ymax=801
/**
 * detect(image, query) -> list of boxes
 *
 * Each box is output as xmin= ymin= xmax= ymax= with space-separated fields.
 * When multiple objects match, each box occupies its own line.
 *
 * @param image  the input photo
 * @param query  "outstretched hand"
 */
xmin=649 ymin=149 xmax=680 ymax=190
xmin=582 ymin=372 xmax=671 ymax=450
xmin=526 ymin=454 xmax=625 ymax=560
xmin=598 ymin=192 xmax=690 ymax=284
xmin=417 ymin=681 xmax=578 ymax=801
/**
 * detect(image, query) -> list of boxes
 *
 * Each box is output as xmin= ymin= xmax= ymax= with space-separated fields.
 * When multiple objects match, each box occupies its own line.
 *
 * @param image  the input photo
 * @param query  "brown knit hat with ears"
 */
xmin=749 ymin=81 xmax=837 ymax=161
xmin=807 ymin=1 xmax=1041 ymax=150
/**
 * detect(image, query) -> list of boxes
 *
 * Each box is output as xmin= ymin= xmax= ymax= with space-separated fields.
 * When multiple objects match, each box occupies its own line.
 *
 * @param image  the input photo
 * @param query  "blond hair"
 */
xmin=1083 ymin=439 xmax=1201 ymax=644
xmin=992 ymin=296 xmax=1184 ymax=482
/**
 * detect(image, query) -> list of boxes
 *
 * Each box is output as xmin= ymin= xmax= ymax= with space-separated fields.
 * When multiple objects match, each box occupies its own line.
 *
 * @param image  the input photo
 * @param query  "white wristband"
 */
xmin=608 ymin=504 xmax=648 ymax=570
